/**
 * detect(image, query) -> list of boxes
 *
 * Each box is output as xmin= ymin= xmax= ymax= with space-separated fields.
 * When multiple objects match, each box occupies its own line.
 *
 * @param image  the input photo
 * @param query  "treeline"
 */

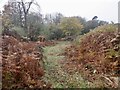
xmin=1 ymin=0 xmax=109 ymax=41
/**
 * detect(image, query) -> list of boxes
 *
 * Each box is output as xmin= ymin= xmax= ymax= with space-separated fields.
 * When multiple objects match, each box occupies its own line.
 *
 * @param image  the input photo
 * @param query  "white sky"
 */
xmin=0 ymin=0 xmax=119 ymax=23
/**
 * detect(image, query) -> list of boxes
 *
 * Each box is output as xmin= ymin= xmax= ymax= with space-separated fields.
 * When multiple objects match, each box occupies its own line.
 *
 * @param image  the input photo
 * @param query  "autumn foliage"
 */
xmin=64 ymin=25 xmax=119 ymax=88
xmin=2 ymin=35 xmax=51 ymax=89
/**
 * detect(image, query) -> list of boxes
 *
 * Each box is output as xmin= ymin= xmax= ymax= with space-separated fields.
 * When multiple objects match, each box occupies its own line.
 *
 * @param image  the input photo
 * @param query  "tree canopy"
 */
xmin=59 ymin=17 xmax=83 ymax=36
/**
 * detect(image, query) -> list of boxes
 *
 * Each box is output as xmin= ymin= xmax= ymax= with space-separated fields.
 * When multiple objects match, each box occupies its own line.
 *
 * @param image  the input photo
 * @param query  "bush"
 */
xmin=81 ymin=20 xmax=108 ymax=34
xmin=64 ymin=24 xmax=119 ymax=88
xmin=12 ymin=26 xmax=26 ymax=36
xmin=48 ymin=29 xmax=64 ymax=40
xmin=2 ymin=35 xmax=51 ymax=89
xmin=42 ymin=24 xmax=64 ymax=40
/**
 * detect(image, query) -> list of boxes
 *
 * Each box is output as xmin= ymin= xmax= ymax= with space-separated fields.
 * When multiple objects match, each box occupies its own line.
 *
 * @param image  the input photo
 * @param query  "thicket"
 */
xmin=64 ymin=24 xmax=119 ymax=88
xmin=2 ymin=35 xmax=51 ymax=89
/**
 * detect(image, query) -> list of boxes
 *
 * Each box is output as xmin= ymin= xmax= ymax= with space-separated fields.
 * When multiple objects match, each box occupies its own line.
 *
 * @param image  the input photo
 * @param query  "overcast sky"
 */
xmin=0 ymin=0 xmax=119 ymax=23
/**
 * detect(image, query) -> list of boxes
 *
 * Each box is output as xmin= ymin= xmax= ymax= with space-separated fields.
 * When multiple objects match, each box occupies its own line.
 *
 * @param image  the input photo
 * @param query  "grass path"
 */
xmin=42 ymin=41 xmax=87 ymax=88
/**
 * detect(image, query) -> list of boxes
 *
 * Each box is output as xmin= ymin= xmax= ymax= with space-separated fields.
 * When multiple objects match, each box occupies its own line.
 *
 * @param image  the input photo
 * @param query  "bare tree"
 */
xmin=6 ymin=0 xmax=34 ymax=31
xmin=17 ymin=2 xmax=23 ymax=27
xmin=20 ymin=0 xmax=34 ymax=32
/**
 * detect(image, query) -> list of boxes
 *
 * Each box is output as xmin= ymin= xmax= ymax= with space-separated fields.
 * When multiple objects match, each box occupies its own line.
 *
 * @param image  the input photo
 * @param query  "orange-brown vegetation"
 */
xmin=64 ymin=25 xmax=119 ymax=88
xmin=1 ymin=35 xmax=51 ymax=89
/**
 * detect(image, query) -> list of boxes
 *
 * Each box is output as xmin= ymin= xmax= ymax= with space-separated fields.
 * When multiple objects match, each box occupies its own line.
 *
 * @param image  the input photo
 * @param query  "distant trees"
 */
xmin=81 ymin=20 xmax=108 ymax=34
xmin=4 ymin=0 xmax=35 ymax=30
xmin=52 ymin=13 xmax=63 ymax=25
xmin=43 ymin=13 xmax=64 ymax=40
xmin=27 ymin=12 xmax=43 ymax=41
xmin=2 ymin=0 xmax=44 ymax=41
xmin=11 ymin=0 xmax=35 ymax=28
xmin=20 ymin=0 xmax=34 ymax=31
xmin=74 ymin=16 xmax=86 ymax=26
xmin=46 ymin=24 xmax=63 ymax=40
xmin=59 ymin=17 xmax=83 ymax=36
xmin=44 ymin=12 xmax=63 ymax=25
xmin=45 ymin=16 xmax=84 ymax=40
xmin=1 ymin=0 xmax=109 ymax=41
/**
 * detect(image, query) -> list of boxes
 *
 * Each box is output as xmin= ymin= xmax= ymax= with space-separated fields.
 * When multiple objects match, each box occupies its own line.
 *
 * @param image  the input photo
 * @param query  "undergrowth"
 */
xmin=64 ymin=24 xmax=119 ymax=88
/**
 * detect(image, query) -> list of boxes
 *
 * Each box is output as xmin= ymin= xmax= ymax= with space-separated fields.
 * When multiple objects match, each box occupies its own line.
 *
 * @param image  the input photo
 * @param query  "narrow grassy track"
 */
xmin=42 ymin=41 xmax=87 ymax=88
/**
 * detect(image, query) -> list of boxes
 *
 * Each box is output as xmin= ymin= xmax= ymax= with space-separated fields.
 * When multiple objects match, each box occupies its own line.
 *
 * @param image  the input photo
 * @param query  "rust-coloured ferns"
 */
xmin=2 ymin=35 xmax=51 ymax=89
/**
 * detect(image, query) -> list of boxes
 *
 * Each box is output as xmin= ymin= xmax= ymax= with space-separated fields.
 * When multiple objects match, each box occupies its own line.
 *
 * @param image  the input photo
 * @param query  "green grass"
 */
xmin=42 ymin=41 xmax=88 ymax=88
